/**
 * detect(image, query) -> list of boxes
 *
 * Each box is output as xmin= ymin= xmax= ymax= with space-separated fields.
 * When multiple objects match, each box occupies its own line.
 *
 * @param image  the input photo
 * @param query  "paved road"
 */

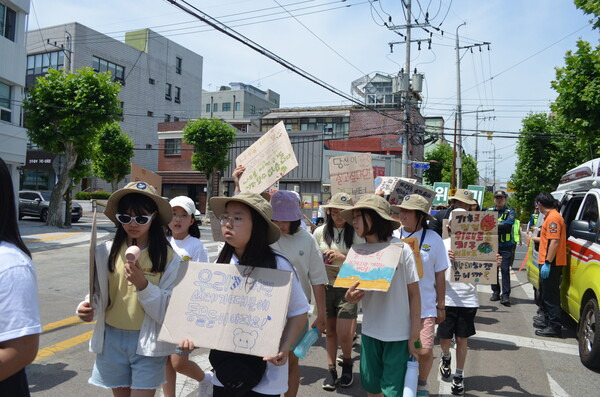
xmin=19 ymin=215 xmax=600 ymax=396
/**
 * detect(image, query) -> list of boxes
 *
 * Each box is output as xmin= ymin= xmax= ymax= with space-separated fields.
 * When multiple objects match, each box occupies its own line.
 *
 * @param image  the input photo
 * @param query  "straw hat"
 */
xmin=391 ymin=194 xmax=436 ymax=221
xmin=448 ymin=189 xmax=477 ymax=205
xmin=321 ymin=192 xmax=354 ymax=210
xmin=340 ymin=194 xmax=401 ymax=229
xmin=105 ymin=181 xmax=172 ymax=226
xmin=210 ymin=192 xmax=281 ymax=244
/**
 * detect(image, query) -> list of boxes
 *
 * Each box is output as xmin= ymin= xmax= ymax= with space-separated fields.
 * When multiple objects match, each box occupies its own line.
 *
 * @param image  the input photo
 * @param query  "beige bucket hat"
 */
xmin=210 ymin=192 xmax=281 ymax=244
xmin=391 ymin=194 xmax=436 ymax=221
xmin=449 ymin=189 xmax=477 ymax=205
xmin=321 ymin=192 xmax=354 ymax=210
xmin=340 ymin=194 xmax=401 ymax=229
xmin=105 ymin=181 xmax=172 ymax=226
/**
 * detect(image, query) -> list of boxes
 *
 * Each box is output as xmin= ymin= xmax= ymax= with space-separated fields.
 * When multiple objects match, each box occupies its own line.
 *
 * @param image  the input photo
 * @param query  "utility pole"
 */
xmin=402 ymin=0 xmax=412 ymax=179
xmin=461 ymin=106 xmax=494 ymax=163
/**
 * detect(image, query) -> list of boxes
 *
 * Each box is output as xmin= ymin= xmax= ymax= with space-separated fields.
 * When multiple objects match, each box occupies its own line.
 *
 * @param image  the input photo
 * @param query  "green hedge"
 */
xmin=75 ymin=191 xmax=112 ymax=200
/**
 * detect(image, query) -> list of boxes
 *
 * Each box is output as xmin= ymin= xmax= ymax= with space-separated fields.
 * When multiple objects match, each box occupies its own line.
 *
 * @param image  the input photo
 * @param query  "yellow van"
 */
xmin=526 ymin=158 xmax=600 ymax=370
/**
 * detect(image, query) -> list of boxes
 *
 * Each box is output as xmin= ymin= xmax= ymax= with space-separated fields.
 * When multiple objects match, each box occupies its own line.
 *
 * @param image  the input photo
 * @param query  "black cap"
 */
xmin=494 ymin=190 xmax=507 ymax=198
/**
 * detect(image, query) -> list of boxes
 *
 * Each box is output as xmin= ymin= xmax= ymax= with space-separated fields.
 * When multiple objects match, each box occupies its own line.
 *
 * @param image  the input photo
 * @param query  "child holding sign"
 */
xmin=163 ymin=196 xmax=212 ymax=397
xmin=343 ymin=194 xmax=421 ymax=397
xmin=76 ymin=182 xmax=182 ymax=396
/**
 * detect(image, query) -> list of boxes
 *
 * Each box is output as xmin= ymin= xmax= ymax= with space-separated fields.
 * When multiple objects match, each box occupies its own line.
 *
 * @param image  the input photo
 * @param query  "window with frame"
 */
xmin=164 ymin=114 xmax=171 ymax=122
xmin=173 ymin=116 xmax=180 ymax=122
xmin=165 ymin=83 xmax=172 ymax=100
xmin=92 ymin=56 xmax=125 ymax=84
xmin=176 ymin=57 xmax=182 ymax=74
xmin=26 ymin=51 xmax=65 ymax=87
xmin=250 ymin=105 xmax=256 ymax=115
xmin=235 ymin=102 xmax=241 ymax=111
xmin=0 ymin=3 xmax=16 ymax=42
xmin=222 ymin=102 xmax=231 ymax=112
xmin=147 ymin=111 xmax=153 ymax=117
xmin=205 ymin=104 xmax=210 ymax=113
xmin=164 ymin=139 xmax=181 ymax=155
xmin=149 ymin=77 xmax=155 ymax=85
xmin=0 ymin=81 xmax=11 ymax=122
xmin=213 ymin=103 xmax=218 ymax=112
xmin=174 ymin=86 xmax=181 ymax=103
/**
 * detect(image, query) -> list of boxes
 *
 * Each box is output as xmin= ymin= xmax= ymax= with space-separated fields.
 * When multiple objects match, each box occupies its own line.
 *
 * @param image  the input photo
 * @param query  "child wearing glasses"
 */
xmin=162 ymin=196 xmax=213 ymax=397
xmin=76 ymin=181 xmax=182 ymax=397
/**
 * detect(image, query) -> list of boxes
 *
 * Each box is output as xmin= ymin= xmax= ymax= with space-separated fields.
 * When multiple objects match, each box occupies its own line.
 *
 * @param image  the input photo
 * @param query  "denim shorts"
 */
xmin=89 ymin=324 xmax=168 ymax=390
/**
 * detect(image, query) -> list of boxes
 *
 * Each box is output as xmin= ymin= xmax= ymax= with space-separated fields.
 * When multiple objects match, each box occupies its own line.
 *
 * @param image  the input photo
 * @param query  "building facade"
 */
xmin=25 ymin=23 xmax=203 ymax=191
xmin=0 ymin=0 xmax=29 ymax=193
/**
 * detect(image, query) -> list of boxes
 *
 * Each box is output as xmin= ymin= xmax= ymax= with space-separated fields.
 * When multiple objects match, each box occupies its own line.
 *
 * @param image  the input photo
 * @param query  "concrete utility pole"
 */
xmin=455 ymin=22 xmax=465 ymax=188
xmin=401 ymin=0 xmax=412 ymax=179
xmin=461 ymin=106 xmax=494 ymax=163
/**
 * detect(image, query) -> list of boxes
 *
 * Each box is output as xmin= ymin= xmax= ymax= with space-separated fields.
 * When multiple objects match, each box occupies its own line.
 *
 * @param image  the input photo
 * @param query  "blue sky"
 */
xmin=29 ymin=0 xmax=598 ymax=182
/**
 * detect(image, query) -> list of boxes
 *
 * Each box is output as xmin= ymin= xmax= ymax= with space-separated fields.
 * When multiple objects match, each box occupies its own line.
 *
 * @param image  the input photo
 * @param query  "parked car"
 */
xmin=18 ymin=190 xmax=82 ymax=222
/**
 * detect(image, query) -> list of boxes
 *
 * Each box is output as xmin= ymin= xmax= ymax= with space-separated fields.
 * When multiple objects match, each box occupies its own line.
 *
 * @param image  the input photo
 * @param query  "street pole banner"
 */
xmin=433 ymin=182 xmax=451 ymax=206
xmin=450 ymin=211 xmax=499 ymax=284
xmin=89 ymin=200 xmax=97 ymax=300
xmin=329 ymin=152 xmax=374 ymax=202
xmin=388 ymin=180 xmax=435 ymax=206
xmin=236 ymin=121 xmax=298 ymax=194
xmin=333 ymin=242 xmax=403 ymax=291
xmin=158 ymin=261 xmax=293 ymax=358
xmin=467 ymin=185 xmax=485 ymax=208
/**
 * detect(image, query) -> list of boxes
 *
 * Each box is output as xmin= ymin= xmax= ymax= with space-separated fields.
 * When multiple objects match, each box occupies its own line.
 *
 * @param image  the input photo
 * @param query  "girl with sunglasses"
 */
xmin=163 ymin=196 xmax=212 ymax=397
xmin=76 ymin=181 xmax=182 ymax=397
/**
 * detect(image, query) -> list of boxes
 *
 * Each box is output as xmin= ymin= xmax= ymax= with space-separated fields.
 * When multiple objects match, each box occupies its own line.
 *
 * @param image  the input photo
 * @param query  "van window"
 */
xmin=579 ymin=195 xmax=600 ymax=240
xmin=562 ymin=196 xmax=584 ymax=237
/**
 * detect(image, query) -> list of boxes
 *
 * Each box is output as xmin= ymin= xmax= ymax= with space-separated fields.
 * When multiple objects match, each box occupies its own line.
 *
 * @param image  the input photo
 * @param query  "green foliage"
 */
xmin=575 ymin=0 xmax=600 ymax=28
xmin=183 ymin=118 xmax=237 ymax=174
xmin=75 ymin=191 xmax=111 ymax=200
xmin=482 ymin=190 xmax=495 ymax=210
xmin=424 ymin=142 xmax=479 ymax=188
xmin=93 ymin=123 xmax=134 ymax=191
xmin=551 ymin=39 xmax=600 ymax=157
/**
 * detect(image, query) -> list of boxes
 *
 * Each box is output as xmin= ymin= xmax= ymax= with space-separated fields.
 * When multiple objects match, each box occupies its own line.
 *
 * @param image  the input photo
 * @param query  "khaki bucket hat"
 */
xmin=449 ymin=189 xmax=477 ymax=206
xmin=340 ymin=194 xmax=401 ymax=229
xmin=210 ymin=192 xmax=281 ymax=244
xmin=321 ymin=192 xmax=354 ymax=210
xmin=105 ymin=181 xmax=172 ymax=226
xmin=391 ymin=194 xmax=436 ymax=221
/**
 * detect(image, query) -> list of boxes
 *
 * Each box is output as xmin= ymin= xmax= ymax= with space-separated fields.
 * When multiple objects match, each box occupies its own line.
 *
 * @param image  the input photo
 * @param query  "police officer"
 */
xmin=488 ymin=190 xmax=516 ymax=306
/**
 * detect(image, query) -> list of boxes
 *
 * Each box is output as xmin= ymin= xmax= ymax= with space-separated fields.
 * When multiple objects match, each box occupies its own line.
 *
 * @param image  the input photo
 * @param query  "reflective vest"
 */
xmin=490 ymin=207 xmax=514 ymax=244
xmin=512 ymin=219 xmax=521 ymax=244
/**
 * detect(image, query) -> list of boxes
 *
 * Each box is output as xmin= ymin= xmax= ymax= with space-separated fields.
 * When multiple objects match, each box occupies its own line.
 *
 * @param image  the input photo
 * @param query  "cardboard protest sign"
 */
xmin=388 ymin=180 xmax=435 ymax=206
xmin=329 ymin=153 xmax=374 ymax=202
xmin=333 ymin=242 xmax=403 ymax=291
xmin=159 ymin=262 xmax=293 ymax=358
xmin=401 ymin=237 xmax=423 ymax=278
xmin=451 ymin=260 xmax=498 ymax=284
xmin=450 ymin=211 xmax=499 ymax=284
xmin=89 ymin=200 xmax=97 ymax=300
xmin=433 ymin=182 xmax=451 ymax=206
xmin=375 ymin=177 xmax=401 ymax=195
xmin=236 ymin=121 xmax=298 ymax=193
xmin=207 ymin=211 xmax=225 ymax=242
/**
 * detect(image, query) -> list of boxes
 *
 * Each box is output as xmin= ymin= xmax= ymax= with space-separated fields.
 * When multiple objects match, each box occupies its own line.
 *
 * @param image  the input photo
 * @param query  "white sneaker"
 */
xmin=197 ymin=372 xmax=213 ymax=397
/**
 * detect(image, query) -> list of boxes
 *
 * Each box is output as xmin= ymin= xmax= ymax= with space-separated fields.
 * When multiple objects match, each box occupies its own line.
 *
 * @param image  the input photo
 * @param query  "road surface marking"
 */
xmin=24 ymin=231 xmax=82 ymax=243
xmin=473 ymin=330 xmax=578 ymax=356
xmin=548 ymin=374 xmax=571 ymax=397
xmin=42 ymin=316 xmax=87 ymax=333
xmin=35 ymin=330 xmax=94 ymax=362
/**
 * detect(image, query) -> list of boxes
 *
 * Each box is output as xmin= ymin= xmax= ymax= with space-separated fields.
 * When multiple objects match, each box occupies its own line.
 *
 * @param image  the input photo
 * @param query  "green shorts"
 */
xmin=360 ymin=334 xmax=409 ymax=395
xmin=325 ymin=285 xmax=358 ymax=319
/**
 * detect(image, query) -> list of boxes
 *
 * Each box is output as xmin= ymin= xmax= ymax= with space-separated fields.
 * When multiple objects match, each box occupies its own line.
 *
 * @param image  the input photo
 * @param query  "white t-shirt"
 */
xmin=212 ymin=252 xmax=310 ymax=395
xmin=270 ymin=228 xmax=329 ymax=303
xmin=443 ymin=238 xmax=479 ymax=308
xmin=0 ymin=242 xmax=42 ymax=343
xmin=394 ymin=228 xmax=450 ymax=318
xmin=168 ymin=235 xmax=209 ymax=263
xmin=361 ymin=238 xmax=420 ymax=342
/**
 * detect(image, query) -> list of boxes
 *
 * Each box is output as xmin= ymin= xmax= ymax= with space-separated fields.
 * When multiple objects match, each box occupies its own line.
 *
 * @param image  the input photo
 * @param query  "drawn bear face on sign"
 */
xmin=233 ymin=328 xmax=259 ymax=351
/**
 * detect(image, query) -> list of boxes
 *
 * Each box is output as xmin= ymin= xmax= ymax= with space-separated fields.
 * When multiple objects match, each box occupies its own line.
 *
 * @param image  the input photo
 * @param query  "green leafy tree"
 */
xmin=24 ymin=68 xmax=121 ymax=227
xmin=93 ymin=123 xmax=134 ymax=192
xmin=575 ymin=0 xmax=600 ymax=28
xmin=424 ymin=142 xmax=479 ymax=188
xmin=183 ymin=118 xmax=237 ymax=213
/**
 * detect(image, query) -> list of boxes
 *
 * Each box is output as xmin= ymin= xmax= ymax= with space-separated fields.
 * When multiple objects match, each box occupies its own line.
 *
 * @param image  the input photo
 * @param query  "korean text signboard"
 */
xmin=236 ymin=121 xmax=298 ymax=194
xmin=467 ymin=185 xmax=485 ymax=208
xmin=450 ymin=211 xmax=499 ymax=284
xmin=329 ymin=153 xmax=374 ymax=202
xmin=159 ymin=262 xmax=292 ymax=358
xmin=333 ymin=242 xmax=403 ymax=291
xmin=433 ymin=182 xmax=450 ymax=206
xmin=375 ymin=176 xmax=401 ymax=195
xmin=388 ymin=180 xmax=435 ymax=206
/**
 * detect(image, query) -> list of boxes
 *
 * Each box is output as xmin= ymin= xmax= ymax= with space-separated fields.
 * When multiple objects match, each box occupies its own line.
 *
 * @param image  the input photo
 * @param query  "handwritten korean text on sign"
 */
xmin=329 ymin=153 xmax=374 ymax=202
xmin=451 ymin=260 xmax=498 ymax=284
xmin=388 ymin=180 xmax=435 ymax=206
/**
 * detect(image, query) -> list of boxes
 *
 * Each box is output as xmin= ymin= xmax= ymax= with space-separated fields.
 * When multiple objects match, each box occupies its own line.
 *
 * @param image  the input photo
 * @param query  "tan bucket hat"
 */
xmin=321 ymin=192 xmax=354 ymax=210
xmin=105 ymin=181 xmax=172 ymax=226
xmin=391 ymin=194 xmax=435 ymax=221
xmin=210 ymin=192 xmax=281 ymax=244
xmin=340 ymin=194 xmax=401 ymax=229
xmin=449 ymin=189 xmax=477 ymax=205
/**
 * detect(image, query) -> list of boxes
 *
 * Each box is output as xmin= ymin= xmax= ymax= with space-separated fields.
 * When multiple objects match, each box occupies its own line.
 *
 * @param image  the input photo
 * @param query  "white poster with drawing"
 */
xmin=158 ymin=262 xmax=293 ymax=358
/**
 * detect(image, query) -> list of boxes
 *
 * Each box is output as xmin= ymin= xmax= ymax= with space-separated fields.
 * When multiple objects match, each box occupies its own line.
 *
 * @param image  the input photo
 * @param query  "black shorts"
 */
xmin=437 ymin=306 xmax=477 ymax=339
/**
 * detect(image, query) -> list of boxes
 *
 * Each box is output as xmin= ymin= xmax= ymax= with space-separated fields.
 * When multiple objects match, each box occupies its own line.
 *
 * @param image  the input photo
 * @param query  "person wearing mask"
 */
xmin=0 ymin=157 xmax=42 ymax=397
xmin=533 ymin=192 xmax=567 ymax=338
xmin=429 ymin=190 xmax=477 ymax=237
xmin=488 ymin=190 xmax=516 ymax=306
